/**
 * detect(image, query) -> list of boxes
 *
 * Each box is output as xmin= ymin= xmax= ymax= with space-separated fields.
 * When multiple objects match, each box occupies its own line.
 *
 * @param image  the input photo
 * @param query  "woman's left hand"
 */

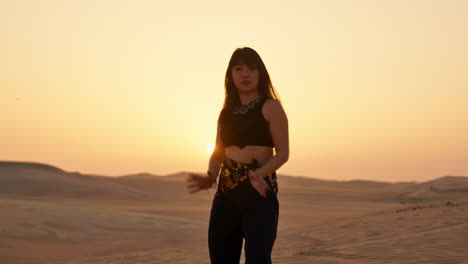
xmin=248 ymin=170 xmax=271 ymax=198
xmin=186 ymin=173 xmax=216 ymax=194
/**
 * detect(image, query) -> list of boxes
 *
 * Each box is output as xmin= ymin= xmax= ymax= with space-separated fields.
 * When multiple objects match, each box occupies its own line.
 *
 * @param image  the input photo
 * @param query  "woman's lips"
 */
xmin=241 ymin=80 xmax=251 ymax=85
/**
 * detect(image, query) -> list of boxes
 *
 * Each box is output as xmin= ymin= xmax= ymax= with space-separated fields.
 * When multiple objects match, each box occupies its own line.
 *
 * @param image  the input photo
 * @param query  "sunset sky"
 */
xmin=2 ymin=0 xmax=467 ymax=182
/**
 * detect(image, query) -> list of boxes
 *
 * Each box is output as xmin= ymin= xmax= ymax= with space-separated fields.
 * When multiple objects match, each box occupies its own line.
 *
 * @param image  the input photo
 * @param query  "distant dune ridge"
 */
xmin=0 ymin=161 xmax=65 ymax=173
xmin=398 ymin=176 xmax=468 ymax=203
xmin=2 ymin=161 xmax=467 ymax=203
xmin=1 ymin=161 xmax=468 ymax=264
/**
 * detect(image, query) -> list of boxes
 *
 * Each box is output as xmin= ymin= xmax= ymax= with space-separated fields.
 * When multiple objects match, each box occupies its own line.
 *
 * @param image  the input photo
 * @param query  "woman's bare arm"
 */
xmin=254 ymin=99 xmax=289 ymax=178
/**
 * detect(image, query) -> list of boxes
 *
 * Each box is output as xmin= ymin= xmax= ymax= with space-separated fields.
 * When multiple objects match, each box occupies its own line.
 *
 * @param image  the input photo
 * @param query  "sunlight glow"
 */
xmin=2 ymin=0 xmax=468 ymax=181
xmin=206 ymin=143 xmax=215 ymax=154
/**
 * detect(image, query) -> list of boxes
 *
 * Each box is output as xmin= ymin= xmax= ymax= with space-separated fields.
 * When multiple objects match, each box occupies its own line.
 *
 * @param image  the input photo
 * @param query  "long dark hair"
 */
xmin=223 ymin=47 xmax=280 ymax=109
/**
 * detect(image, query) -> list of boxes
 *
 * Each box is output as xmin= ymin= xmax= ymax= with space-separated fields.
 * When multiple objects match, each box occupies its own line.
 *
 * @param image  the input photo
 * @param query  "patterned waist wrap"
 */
xmin=216 ymin=155 xmax=278 ymax=196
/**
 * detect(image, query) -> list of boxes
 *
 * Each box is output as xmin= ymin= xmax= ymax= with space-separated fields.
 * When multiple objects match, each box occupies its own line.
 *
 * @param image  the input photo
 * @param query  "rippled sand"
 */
xmin=1 ymin=162 xmax=467 ymax=264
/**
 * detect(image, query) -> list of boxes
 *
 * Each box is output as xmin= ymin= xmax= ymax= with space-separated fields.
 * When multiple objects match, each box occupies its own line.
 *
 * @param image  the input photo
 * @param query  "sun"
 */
xmin=206 ymin=143 xmax=215 ymax=154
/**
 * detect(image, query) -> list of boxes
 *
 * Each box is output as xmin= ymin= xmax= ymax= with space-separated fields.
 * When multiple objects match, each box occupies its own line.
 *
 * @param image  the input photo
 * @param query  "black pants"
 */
xmin=208 ymin=178 xmax=279 ymax=264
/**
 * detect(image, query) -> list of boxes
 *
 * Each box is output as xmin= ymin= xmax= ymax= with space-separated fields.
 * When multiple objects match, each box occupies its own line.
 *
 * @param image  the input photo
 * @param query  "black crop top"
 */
xmin=218 ymin=97 xmax=274 ymax=149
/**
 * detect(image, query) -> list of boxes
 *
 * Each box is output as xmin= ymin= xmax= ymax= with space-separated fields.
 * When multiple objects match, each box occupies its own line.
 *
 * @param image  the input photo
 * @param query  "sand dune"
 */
xmin=399 ymin=176 xmax=468 ymax=203
xmin=0 ymin=162 xmax=193 ymax=201
xmin=1 ymin=161 xmax=468 ymax=264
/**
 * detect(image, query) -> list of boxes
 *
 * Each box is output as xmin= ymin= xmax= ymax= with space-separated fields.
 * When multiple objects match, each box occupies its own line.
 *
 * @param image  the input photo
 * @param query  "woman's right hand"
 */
xmin=186 ymin=172 xmax=216 ymax=194
xmin=248 ymin=170 xmax=271 ymax=198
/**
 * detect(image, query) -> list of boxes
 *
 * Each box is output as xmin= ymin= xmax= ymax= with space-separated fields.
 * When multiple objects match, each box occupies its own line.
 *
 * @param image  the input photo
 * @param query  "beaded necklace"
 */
xmin=232 ymin=97 xmax=262 ymax=115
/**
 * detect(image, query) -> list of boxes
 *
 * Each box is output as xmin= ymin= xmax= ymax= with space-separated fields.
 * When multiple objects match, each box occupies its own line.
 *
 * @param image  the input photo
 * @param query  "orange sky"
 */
xmin=2 ymin=0 xmax=468 ymax=182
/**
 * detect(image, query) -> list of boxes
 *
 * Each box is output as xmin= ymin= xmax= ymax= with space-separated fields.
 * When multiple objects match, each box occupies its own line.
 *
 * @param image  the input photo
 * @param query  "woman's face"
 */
xmin=232 ymin=63 xmax=259 ymax=94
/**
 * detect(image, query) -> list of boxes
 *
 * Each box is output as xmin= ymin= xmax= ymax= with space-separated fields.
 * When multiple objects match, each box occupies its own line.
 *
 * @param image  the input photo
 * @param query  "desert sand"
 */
xmin=1 ymin=161 xmax=468 ymax=264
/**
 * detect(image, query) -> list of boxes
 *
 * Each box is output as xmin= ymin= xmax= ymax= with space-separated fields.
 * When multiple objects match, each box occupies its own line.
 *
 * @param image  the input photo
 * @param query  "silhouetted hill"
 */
xmin=399 ymin=176 xmax=468 ymax=203
xmin=0 ymin=161 xmax=65 ymax=173
xmin=1 ymin=161 xmax=467 ymax=203
xmin=0 ymin=161 xmax=146 ymax=199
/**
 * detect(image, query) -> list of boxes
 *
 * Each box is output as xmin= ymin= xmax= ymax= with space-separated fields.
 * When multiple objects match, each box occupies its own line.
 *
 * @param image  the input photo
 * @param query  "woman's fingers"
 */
xmin=259 ymin=178 xmax=271 ymax=192
xmin=188 ymin=186 xmax=200 ymax=194
xmin=260 ymin=180 xmax=270 ymax=192
xmin=187 ymin=180 xmax=202 ymax=192
xmin=187 ymin=173 xmax=214 ymax=194
xmin=251 ymin=179 xmax=267 ymax=198
xmin=186 ymin=174 xmax=202 ymax=193
xmin=187 ymin=182 xmax=199 ymax=189
xmin=260 ymin=182 xmax=269 ymax=197
xmin=254 ymin=185 xmax=265 ymax=197
xmin=187 ymin=183 xmax=196 ymax=189
xmin=248 ymin=170 xmax=271 ymax=198
xmin=187 ymin=173 xmax=204 ymax=184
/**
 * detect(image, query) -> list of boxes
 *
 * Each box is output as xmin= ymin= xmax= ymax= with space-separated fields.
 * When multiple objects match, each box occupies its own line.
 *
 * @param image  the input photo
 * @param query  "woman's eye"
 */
xmin=249 ymin=66 xmax=257 ymax=70
xmin=234 ymin=67 xmax=242 ymax=71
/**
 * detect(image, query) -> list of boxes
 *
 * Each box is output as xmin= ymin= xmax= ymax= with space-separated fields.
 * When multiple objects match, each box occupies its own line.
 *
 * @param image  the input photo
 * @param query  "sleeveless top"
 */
xmin=218 ymin=96 xmax=274 ymax=149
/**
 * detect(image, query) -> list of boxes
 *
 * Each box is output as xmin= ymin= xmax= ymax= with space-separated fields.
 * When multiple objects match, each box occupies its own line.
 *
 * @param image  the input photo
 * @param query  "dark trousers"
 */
xmin=208 ymin=180 xmax=279 ymax=264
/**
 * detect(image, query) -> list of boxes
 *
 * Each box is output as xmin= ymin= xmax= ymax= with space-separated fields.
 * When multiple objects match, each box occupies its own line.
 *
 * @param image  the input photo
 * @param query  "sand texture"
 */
xmin=1 ymin=161 xmax=468 ymax=264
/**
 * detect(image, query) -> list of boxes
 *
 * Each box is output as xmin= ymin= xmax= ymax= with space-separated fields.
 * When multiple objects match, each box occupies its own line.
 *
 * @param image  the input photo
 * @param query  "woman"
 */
xmin=187 ymin=47 xmax=289 ymax=264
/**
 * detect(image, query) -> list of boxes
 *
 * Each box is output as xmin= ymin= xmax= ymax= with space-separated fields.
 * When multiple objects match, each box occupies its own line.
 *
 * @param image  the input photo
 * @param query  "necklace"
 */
xmin=233 ymin=97 xmax=262 ymax=115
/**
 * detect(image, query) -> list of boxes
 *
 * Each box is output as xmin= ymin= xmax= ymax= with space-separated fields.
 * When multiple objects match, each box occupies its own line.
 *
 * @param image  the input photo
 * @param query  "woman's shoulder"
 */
xmin=262 ymin=97 xmax=282 ymax=111
xmin=261 ymin=97 xmax=284 ymax=121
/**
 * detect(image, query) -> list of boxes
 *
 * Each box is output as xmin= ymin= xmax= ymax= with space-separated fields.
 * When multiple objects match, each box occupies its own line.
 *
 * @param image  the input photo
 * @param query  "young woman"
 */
xmin=187 ymin=47 xmax=289 ymax=264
